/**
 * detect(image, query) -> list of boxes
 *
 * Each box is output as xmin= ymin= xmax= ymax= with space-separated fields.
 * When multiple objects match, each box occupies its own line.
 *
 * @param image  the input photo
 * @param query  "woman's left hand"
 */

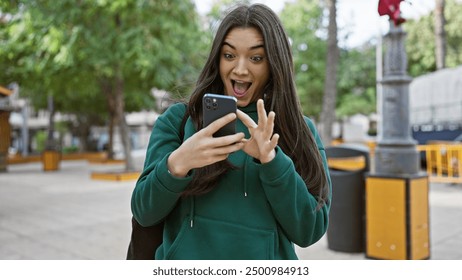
xmin=237 ymin=99 xmax=279 ymax=164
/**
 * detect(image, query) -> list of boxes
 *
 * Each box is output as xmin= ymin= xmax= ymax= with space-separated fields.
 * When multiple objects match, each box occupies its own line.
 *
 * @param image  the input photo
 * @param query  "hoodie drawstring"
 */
xmin=243 ymin=156 xmax=250 ymax=197
xmin=189 ymin=196 xmax=195 ymax=228
xmin=189 ymin=156 xmax=250 ymax=228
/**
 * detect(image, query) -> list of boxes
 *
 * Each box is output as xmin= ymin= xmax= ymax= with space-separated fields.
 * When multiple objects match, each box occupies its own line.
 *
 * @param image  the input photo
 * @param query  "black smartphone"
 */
xmin=202 ymin=93 xmax=237 ymax=137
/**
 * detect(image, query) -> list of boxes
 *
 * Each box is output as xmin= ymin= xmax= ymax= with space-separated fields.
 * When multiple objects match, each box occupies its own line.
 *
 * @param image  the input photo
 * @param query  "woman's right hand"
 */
xmin=167 ymin=113 xmax=245 ymax=177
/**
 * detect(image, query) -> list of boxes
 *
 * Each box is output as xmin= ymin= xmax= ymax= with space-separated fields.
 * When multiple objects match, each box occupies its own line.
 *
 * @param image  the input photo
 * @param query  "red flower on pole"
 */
xmin=378 ymin=0 xmax=406 ymax=26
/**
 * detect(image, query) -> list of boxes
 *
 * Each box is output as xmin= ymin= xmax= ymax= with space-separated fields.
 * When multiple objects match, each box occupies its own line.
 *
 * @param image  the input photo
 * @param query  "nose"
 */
xmin=232 ymin=58 xmax=249 ymax=76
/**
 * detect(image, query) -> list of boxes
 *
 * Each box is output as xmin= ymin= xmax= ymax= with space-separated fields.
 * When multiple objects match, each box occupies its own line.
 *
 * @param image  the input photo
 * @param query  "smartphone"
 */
xmin=202 ymin=93 xmax=237 ymax=137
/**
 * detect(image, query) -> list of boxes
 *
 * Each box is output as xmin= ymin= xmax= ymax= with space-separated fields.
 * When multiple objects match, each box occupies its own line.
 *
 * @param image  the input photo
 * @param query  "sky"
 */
xmin=194 ymin=0 xmax=436 ymax=48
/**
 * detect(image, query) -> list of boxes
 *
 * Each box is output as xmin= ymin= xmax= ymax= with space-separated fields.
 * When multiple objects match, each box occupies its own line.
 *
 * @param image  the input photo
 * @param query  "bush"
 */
xmin=62 ymin=146 xmax=79 ymax=154
xmin=35 ymin=131 xmax=47 ymax=153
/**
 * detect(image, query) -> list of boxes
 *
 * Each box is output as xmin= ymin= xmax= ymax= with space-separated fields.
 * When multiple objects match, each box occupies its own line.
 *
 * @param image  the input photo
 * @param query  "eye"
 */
xmin=223 ymin=53 xmax=234 ymax=60
xmin=251 ymin=55 xmax=264 ymax=62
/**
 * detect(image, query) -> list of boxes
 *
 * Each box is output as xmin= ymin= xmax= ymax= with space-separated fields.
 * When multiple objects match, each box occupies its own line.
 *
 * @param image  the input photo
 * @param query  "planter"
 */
xmin=42 ymin=150 xmax=61 ymax=171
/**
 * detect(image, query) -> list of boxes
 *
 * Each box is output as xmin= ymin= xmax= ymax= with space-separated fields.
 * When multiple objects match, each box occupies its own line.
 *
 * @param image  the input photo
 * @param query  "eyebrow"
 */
xmin=222 ymin=41 xmax=265 ymax=50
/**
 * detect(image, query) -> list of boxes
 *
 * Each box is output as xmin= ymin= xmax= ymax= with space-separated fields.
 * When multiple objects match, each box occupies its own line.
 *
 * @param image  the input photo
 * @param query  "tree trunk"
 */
xmin=109 ymin=13 xmax=134 ymax=171
xmin=114 ymin=73 xmax=135 ymax=171
xmin=107 ymin=111 xmax=115 ymax=158
xmin=101 ymin=79 xmax=116 ymax=159
xmin=75 ymin=117 xmax=89 ymax=152
xmin=100 ymin=76 xmax=134 ymax=171
xmin=45 ymin=95 xmax=58 ymax=151
xmin=319 ymin=0 xmax=339 ymax=145
xmin=434 ymin=0 xmax=446 ymax=70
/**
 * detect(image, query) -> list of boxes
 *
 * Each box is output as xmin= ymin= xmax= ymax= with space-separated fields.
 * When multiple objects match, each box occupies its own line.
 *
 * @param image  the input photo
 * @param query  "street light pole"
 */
xmin=374 ymin=22 xmax=419 ymax=175
xmin=365 ymin=0 xmax=430 ymax=260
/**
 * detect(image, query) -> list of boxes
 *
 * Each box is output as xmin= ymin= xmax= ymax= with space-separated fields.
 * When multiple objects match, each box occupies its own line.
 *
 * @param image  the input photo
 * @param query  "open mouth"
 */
xmin=232 ymin=80 xmax=252 ymax=97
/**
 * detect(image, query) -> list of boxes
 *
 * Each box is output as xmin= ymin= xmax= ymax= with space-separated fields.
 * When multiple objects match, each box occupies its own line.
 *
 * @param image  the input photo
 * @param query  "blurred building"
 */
xmin=5 ymin=85 xmax=166 ymax=159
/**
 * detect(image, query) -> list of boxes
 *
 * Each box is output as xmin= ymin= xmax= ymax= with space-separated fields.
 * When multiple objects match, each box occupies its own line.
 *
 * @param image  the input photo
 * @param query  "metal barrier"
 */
xmin=330 ymin=141 xmax=462 ymax=184
xmin=418 ymin=144 xmax=462 ymax=184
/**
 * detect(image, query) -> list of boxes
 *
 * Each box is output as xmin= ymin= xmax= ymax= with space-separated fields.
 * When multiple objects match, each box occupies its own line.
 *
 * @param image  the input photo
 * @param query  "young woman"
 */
xmin=131 ymin=3 xmax=331 ymax=260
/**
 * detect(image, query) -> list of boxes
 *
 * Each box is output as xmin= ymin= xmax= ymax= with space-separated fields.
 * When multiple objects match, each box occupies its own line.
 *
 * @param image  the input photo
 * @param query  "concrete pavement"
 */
xmin=0 ymin=159 xmax=461 ymax=260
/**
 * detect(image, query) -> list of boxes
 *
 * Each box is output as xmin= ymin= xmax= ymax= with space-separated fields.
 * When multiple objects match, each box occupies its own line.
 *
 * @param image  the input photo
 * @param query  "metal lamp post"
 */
xmin=374 ymin=22 xmax=420 ymax=175
xmin=365 ymin=1 xmax=430 ymax=260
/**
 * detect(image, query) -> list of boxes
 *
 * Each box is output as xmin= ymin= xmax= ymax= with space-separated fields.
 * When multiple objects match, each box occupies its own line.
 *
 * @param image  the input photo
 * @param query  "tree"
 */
xmin=405 ymin=0 xmax=462 ymax=76
xmin=336 ymin=44 xmax=377 ymax=118
xmin=1 ymin=0 xmax=207 ymax=170
xmin=280 ymin=0 xmax=326 ymax=118
xmin=434 ymin=0 xmax=446 ymax=69
xmin=319 ymin=0 xmax=339 ymax=144
xmin=280 ymin=0 xmax=377 ymax=124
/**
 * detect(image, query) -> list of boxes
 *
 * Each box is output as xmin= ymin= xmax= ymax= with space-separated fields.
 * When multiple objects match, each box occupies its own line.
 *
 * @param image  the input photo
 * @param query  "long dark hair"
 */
xmin=183 ymin=4 xmax=329 ymax=208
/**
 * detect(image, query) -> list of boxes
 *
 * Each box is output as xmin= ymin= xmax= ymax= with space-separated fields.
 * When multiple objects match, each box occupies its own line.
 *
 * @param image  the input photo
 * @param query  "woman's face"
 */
xmin=219 ymin=27 xmax=270 ymax=107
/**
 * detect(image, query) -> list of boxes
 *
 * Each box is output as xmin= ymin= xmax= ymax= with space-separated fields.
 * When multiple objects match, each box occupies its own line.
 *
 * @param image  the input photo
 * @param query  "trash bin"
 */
xmin=326 ymin=145 xmax=370 ymax=253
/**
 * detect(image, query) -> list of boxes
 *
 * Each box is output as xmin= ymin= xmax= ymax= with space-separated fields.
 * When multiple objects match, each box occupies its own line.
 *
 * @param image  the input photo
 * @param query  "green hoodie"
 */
xmin=131 ymin=102 xmax=331 ymax=260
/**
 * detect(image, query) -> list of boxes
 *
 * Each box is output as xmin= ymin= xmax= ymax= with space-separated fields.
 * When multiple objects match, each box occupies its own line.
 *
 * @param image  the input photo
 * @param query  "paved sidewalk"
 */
xmin=0 ymin=160 xmax=461 ymax=260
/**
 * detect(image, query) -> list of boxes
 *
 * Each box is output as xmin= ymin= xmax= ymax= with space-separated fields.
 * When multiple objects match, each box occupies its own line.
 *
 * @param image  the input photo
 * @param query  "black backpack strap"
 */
xmin=126 ymin=217 xmax=163 ymax=260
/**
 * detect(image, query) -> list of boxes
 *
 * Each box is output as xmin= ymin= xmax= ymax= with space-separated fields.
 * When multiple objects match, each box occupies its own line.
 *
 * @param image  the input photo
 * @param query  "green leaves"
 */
xmin=1 ymin=0 xmax=206 ymax=112
xmin=405 ymin=0 xmax=462 ymax=76
xmin=9 ymin=0 xmax=457 ymax=131
xmin=280 ymin=0 xmax=326 ymax=118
